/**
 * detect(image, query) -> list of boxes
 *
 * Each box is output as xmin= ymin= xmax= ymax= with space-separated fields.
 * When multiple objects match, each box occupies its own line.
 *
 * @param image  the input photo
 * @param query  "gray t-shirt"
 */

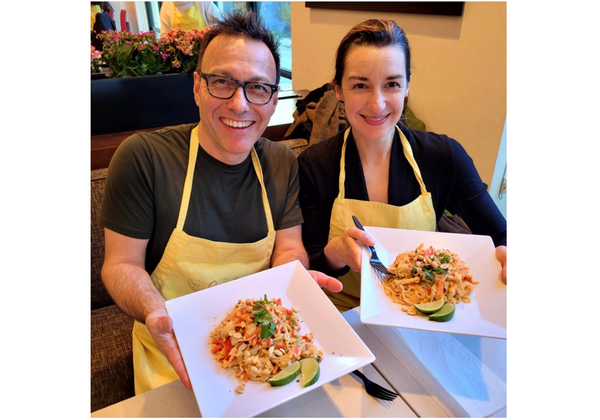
xmin=99 ymin=124 xmax=303 ymax=274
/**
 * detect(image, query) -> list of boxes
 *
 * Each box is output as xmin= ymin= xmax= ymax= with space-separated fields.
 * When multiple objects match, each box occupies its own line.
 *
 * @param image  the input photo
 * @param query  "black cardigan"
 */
xmin=298 ymin=125 xmax=507 ymax=276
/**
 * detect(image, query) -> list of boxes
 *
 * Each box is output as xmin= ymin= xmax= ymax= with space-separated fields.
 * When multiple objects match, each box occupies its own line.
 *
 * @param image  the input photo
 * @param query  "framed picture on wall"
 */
xmin=304 ymin=2 xmax=465 ymax=16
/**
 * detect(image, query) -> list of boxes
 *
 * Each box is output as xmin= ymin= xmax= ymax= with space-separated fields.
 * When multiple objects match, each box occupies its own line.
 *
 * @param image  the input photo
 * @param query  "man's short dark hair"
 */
xmin=196 ymin=10 xmax=281 ymax=85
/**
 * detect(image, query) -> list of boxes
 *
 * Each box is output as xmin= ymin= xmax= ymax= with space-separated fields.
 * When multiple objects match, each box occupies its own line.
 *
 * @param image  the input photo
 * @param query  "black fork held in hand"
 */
xmin=352 ymin=216 xmax=391 ymax=276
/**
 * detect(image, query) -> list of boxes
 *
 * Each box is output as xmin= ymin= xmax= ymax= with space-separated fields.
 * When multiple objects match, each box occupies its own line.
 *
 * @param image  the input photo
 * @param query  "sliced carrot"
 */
xmin=223 ymin=338 xmax=232 ymax=358
xmin=234 ymin=312 xmax=251 ymax=323
xmin=434 ymin=279 xmax=445 ymax=300
xmin=244 ymin=328 xmax=258 ymax=340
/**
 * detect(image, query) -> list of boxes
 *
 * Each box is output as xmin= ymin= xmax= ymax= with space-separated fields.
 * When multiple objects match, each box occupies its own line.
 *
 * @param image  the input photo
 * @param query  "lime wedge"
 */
xmin=428 ymin=302 xmax=455 ymax=322
xmin=414 ymin=297 xmax=446 ymax=314
xmin=299 ymin=358 xmax=320 ymax=388
xmin=268 ymin=361 xmax=301 ymax=387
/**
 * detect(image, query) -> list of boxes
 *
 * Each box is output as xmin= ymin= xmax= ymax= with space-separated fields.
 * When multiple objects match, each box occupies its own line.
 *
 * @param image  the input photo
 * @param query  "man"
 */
xmin=99 ymin=11 xmax=342 ymax=394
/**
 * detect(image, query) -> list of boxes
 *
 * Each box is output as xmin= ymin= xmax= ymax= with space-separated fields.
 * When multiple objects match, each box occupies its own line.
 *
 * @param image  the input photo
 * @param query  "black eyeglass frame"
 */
xmin=198 ymin=72 xmax=279 ymax=105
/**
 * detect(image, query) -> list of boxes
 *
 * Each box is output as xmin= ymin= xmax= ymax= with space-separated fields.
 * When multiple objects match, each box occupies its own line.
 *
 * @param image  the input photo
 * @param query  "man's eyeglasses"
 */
xmin=199 ymin=73 xmax=279 ymax=105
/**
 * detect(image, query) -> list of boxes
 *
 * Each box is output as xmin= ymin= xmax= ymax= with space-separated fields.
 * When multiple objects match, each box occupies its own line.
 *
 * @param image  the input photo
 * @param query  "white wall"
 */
xmin=290 ymin=2 xmax=506 ymax=189
xmin=107 ymin=2 xmax=141 ymax=33
xmin=104 ymin=2 xmax=506 ymax=191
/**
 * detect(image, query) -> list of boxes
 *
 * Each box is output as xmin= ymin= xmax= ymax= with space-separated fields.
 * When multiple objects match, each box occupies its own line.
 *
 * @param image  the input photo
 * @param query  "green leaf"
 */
xmin=252 ymin=301 xmax=267 ymax=316
xmin=116 ymin=43 xmax=134 ymax=65
xmin=424 ymin=270 xmax=436 ymax=282
xmin=260 ymin=322 xmax=276 ymax=339
xmin=256 ymin=312 xmax=273 ymax=324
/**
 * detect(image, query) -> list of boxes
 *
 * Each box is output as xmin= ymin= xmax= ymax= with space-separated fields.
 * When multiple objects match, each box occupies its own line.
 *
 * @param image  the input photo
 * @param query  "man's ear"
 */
xmin=193 ymin=72 xmax=202 ymax=107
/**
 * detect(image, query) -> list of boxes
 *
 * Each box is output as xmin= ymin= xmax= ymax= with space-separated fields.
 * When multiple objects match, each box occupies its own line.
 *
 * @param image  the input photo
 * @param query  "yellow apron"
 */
xmin=132 ymin=126 xmax=276 ymax=394
xmin=325 ymin=127 xmax=437 ymax=312
xmin=91 ymin=5 xmax=102 ymax=31
xmin=172 ymin=3 xmax=207 ymax=31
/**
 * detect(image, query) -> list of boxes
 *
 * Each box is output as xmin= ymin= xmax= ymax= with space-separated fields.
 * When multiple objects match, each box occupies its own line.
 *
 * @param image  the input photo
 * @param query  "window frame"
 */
xmin=137 ymin=2 xmax=292 ymax=82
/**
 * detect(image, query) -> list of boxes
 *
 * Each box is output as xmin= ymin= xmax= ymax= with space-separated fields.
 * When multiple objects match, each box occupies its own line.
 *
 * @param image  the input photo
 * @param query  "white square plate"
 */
xmin=166 ymin=261 xmax=375 ymax=418
xmin=360 ymin=227 xmax=506 ymax=339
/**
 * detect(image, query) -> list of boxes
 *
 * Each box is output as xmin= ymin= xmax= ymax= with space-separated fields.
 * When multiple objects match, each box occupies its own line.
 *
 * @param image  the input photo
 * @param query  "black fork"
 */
xmin=352 ymin=216 xmax=392 ymax=280
xmin=351 ymin=370 xmax=399 ymax=401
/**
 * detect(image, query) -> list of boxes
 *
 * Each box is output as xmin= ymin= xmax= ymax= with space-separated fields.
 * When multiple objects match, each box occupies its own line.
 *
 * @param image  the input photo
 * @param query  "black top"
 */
xmin=298 ymin=124 xmax=507 ymax=276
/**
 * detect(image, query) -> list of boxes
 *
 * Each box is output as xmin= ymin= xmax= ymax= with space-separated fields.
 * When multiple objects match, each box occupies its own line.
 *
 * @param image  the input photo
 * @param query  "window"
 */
xmin=214 ymin=2 xmax=292 ymax=90
xmin=145 ymin=2 xmax=161 ymax=33
xmin=144 ymin=2 xmax=292 ymax=90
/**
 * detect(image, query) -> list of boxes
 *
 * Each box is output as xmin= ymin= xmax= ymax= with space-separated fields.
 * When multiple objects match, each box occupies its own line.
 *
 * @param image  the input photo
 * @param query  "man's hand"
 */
xmin=145 ymin=309 xmax=192 ymax=391
xmin=308 ymin=270 xmax=343 ymax=293
xmin=495 ymin=245 xmax=507 ymax=284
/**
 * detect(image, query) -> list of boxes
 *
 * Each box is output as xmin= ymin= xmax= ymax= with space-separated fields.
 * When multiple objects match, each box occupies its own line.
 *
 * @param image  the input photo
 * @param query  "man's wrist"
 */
xmin=145 ymin=307 xmax=168 ymax=326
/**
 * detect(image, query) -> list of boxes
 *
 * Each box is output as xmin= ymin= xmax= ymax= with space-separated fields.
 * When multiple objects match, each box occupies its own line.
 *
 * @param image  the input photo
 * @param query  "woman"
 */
xmin=298 ymin=19 xmax=507 ymax=312
xmin=160 ymin=2 xmax=222 ymax=38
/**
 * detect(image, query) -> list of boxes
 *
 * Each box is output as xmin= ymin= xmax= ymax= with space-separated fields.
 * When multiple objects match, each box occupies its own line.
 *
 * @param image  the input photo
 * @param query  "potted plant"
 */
xmin=91 ymin=28 xmax=208 ymax=135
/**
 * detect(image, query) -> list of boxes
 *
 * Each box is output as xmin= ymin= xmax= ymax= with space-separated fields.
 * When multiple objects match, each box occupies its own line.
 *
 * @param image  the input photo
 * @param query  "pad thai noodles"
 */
xmin=383 ymin=243 xmax=477 ymax=315
xmin=209 ymin=295 xmax=322 ymax=393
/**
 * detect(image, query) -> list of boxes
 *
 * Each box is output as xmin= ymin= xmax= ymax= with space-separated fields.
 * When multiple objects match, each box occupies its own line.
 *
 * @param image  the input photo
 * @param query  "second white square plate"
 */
xmin=360 ymin=227 xmax=506 ymax=339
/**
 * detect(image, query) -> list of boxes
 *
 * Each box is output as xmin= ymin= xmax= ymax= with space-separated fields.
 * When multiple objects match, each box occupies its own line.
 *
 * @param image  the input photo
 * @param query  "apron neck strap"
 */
xmin=338 ymin=128 xmax=352 ymax=198
xmin=337 ymin=126 xmax=428 ymax=198
xmin=176 ymin=128 xmax=274 ymax=233
xmin=397 ymin=126 xmax=428 ymax=195
xmin=249 ymin=147 xmax=275 ymax=234
xmin=176 ymin=126 xmax=200 ymax=230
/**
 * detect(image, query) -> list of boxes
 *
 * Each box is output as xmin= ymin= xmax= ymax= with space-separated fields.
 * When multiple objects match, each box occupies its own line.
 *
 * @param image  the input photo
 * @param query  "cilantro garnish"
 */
xmin=252 ymin=294 xmax=277 ymax=339
xmin=423 ymin=269 xmax=436 ymax=282
xmin=415 ymin=251 xmax=453 ymax=282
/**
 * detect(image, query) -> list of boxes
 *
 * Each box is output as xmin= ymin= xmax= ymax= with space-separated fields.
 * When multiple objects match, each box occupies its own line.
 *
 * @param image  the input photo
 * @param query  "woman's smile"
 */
xmin=361 ymin=114 xmax=390 ymax=125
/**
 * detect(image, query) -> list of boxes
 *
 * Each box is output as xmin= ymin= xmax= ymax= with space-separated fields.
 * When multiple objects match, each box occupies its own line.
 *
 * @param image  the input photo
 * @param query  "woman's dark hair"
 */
xmin=333 ymin=19 xmax=411 ymax=86
xmin=196 ymin=11 xmax=281 ymax=85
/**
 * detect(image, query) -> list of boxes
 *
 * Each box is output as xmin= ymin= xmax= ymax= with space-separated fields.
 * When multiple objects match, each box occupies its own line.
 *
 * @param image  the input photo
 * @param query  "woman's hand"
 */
xmin=324 ymin=227 xmax=375 ymax=272
xmin=495 ymin=245 xmax=507 ymax=284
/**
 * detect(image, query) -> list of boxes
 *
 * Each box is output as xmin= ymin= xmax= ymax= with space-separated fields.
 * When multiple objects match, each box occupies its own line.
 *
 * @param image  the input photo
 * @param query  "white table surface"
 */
xmin=92 ymin=307 xmax=506 ymax=418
